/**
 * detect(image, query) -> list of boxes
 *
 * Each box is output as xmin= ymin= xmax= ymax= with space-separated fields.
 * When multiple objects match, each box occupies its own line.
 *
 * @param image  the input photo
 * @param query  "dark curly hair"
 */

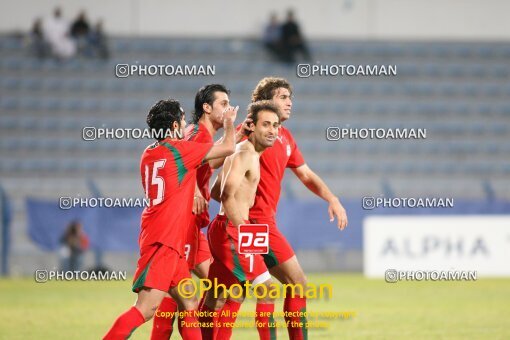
xmin=146 ymin=99 xmax=184 ymax=141
xmin=247 ymin=100 xmax=280 ymax=125
xmin=251 ymin=77 xmax=292 ymax=102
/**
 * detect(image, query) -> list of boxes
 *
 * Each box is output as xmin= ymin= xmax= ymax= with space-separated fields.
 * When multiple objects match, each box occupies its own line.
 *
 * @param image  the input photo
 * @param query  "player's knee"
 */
xmin=282 ymin=272 xmax=307 ymax=287
xmin=180 ymin=296 xmax=199 ymax=311
xmin=287 ymin=265 xmax=307 ymax=286
xmin=205 ymin=291 xmax=227 ymax=311
xmin=228 ymin=284 xmax=245 ymax=304
xmin=135 ymin=302 xmax=159 ymax=321
xmin=228 ymin=295 xmax=245 ymax=304
xmin=255 ymin=280 xmax=275 ymax=303
xmin=294 ymin=273 xmax=307 ymax=286
xmin=255 ymin=291 xmax=274 ymax=303
xmin=193 ymin=260 xmax=211 ymax=279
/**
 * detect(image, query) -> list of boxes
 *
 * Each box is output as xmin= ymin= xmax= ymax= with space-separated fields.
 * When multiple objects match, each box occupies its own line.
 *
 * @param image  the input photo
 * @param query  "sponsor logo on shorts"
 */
xmin=238 ymin=224 xmax=269 ymax=254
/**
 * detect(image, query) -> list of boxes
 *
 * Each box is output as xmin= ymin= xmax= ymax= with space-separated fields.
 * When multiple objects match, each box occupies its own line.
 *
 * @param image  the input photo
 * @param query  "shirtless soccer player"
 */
xmin=199 ymin=101 xmax=281 ymax=340
xmin=150 ymin=84 xmax=249 ymax=340
xmin=103 ymin=98 xmax=238 ymax=340
xmin=249 ymin=77 xmax=348 ymax=340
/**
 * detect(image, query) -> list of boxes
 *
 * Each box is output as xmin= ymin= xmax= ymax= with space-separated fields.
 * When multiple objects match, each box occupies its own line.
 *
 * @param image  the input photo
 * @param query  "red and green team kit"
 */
xmin=134 ymin=123 xmax=305 ymax=291
xmin=129 ymin=122 xmax=307 ymax=340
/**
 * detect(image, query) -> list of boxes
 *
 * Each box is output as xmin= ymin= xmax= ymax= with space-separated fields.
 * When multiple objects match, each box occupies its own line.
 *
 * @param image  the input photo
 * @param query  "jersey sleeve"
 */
xmin=286 ymin=134 xmax=305 ymax=168
xmin=184 ymin=124 xmax=199 ymax=142
xmin=191 ymin=131 xmax=210 ymax=143
xmin=177 ymin=141 xmax=214 ymax=170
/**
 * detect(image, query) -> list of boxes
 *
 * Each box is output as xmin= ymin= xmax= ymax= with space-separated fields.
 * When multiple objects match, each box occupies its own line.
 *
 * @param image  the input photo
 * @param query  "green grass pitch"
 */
xmin=1 ymin=273 xmax=508 ymax=339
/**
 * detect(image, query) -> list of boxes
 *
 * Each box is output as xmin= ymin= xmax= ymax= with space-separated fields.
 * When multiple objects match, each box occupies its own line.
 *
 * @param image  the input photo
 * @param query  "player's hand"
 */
xmin=328 ymin=197 xmax=348 ymax=230
xmin=223 ymin=105 xmax=239 ymax=125
xmin=235 ymin=112 xmax=253 ymax=142
xmin=193 ymin=190 xmax=208 ymax=215
xmin=241 ymin=113 xmax=253 ymax=135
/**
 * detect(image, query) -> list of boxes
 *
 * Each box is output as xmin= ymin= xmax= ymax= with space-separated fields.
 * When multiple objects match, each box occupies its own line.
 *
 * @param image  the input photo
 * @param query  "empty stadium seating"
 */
xmin=1 ymin=35 xmax=509 ymax=274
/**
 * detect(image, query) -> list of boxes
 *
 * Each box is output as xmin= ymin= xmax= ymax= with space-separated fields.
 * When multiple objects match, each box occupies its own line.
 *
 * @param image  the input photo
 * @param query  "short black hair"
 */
xmin=146 ymin=99 xmax=184 ymax=141
xmin=192 ymin=84 xmax=230 ymax=124
xmin=247 ymin=100 xmax=280 ymax=125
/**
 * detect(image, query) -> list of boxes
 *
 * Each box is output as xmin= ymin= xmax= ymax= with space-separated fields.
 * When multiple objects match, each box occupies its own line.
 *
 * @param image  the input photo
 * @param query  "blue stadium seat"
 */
xmin=0 ymin=116 xmax=16 ymax=129
xmin=1 ymin=36 xmax=508 ymax=186
xmin=4 ymin=78 xmax=21 ymax=90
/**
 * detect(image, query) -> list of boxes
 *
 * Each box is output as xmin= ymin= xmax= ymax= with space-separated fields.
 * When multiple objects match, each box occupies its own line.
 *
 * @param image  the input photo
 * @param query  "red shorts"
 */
xmin=206 ymin=259 xmax=239 ymax=288
xmin=132 ymin=243 xmax=190 ymax=293
xmin=185 ymin=217 xmax=212 ymax=270
xmin=208 ymin=215 xmax=270 ymax=284
xmin=250 ymin=216 xmax=295 ymax=269
xmin=195 ymin=231 xmax=212 ymax=266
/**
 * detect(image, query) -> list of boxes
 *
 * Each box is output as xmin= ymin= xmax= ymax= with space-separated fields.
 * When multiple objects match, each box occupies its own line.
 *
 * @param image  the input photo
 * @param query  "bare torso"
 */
xmin=218 ymin=140 xmax=260 ymax=222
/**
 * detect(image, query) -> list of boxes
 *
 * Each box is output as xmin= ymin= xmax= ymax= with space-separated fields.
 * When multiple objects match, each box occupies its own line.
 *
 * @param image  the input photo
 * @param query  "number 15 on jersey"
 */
xmin=144 ymin=159 xmax=166 ymax=206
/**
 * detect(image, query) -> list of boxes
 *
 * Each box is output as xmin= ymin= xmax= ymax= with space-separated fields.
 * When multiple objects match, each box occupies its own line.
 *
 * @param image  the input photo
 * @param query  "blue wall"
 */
xmin=26 ymin=197 xmax=510 ymax=253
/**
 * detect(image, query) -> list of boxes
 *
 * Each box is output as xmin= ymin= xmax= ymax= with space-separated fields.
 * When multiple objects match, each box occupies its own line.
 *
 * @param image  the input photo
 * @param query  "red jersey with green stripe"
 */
xmin=248 ymin=126 xmax=305 ymax=219
xmin=184 ymin=123 xmax=214 ymax=227
xmin=139 ymin=138 xmax=212 ymax=254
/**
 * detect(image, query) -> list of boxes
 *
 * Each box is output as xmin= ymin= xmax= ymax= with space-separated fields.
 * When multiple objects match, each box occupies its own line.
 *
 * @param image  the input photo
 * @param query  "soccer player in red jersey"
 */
xmin=103 ymin=98 xmax=238 ymax=340
xmin=186 ymin=84 xmax=250 ymax=275
xmin=200 ymin=100 xmax=281 ymax=340
xmin=151 ymin=84 xmax=249 ymax=339
xmin=249 ymin=77 xmax=348 ymax=340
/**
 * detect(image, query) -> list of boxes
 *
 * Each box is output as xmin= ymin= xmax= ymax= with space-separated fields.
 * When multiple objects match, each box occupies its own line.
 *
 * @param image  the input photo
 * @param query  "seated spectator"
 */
xmin=71 ymin=11 xmax=90 ymax=38
xmin=71 ymin=11 xmax=91 ymax=56
xmin=27 ymin=18 xmax=50 ymax=59
xmin=88 ymin=20 xmax=110 ymax=59
xmin=42 ymin=7 xmax=76 ymax=59
xmin=263 ymin=13 xmax=285 ymax=62
xmin=59 ymin=220 xmax=89 ymax=271
xmin=281 ymin=9 xmax=312 ymax=63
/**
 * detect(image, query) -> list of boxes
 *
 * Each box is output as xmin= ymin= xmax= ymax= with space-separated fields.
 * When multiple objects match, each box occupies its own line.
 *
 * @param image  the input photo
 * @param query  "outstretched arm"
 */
xmin=192 ymin=183 xmax=207 ymax=215
xmin=291 ymin=164 xmax=348 ymax=230
xmin=209 ymin=113 xmax=253 ymax=169
xmin=210 ymin=173 xmax=221 ymax=203
xmin=203 ymin=106 xmax=238 ymax=161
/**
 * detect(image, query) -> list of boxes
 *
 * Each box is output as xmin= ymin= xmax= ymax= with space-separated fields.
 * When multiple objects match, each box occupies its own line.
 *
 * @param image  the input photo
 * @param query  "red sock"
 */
xmin=284 ymin=295 xmax=307 ymax=340
xmin=177 ymin=311 xmax=202 ymax=340
xmin=198 ymin=303 xmax=216 ymax=340
xmin=256 ymin=302 xmax=276 ymax=340
xmin=150 ymin=297 xmax=177 ymax=340
xmin=216 ymin=299 xmax=241 ymax=340
xmin=103 ymin=306 xmax=145 ymax=340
